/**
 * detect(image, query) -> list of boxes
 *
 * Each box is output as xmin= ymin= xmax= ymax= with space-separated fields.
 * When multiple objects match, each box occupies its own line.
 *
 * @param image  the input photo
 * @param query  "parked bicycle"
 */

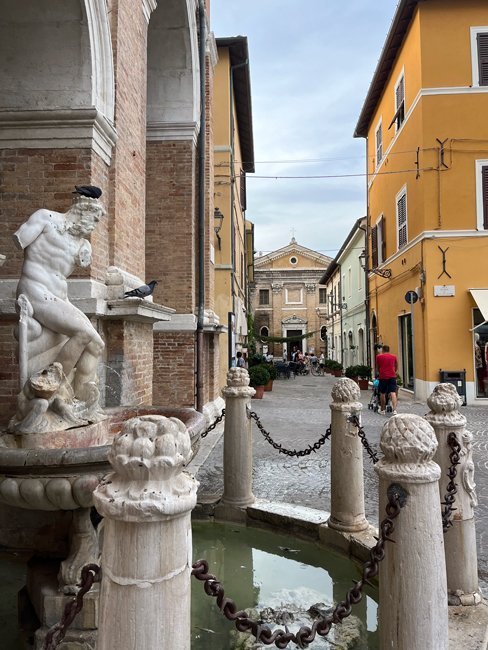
xmin=310 ymin=360 xmax=326 ymax=376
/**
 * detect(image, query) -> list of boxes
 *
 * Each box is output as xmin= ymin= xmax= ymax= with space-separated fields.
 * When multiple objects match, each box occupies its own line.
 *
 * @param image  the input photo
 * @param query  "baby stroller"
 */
xmin=368 ymin=378 xmax=393 ymax=413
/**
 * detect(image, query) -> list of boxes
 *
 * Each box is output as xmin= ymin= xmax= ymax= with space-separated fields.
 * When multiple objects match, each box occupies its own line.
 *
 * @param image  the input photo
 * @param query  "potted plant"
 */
xmin=323 ymin=358 xmax=334 ymax=374
xmin=329 ymin=360 xmax=343 ymax=377
xmin=249 ymin=364 xmax=271 ymax=399
xmin=355 ymin=364 xmax=372 ymax=390
xmin=345 ymin=365 xmax=359 ymax=383
xmin=264 ymin=364 xmax=278 ymax=391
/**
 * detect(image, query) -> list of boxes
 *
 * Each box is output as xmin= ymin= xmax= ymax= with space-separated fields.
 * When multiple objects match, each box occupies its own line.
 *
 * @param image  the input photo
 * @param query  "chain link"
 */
xmin=192 ymin=483 xmax=407 ymax=648
xmin=441 ymin=431 xmax=461 ymax=533
xmin=43 ymin=564 xmax=101 ymax=650
xmin=201 ymin=409 xmax=225 ymax=439
xmin=347 ymin=414 xmax=379 ymax=464
xmin=248 ymin=410 xmax=331 ymax=458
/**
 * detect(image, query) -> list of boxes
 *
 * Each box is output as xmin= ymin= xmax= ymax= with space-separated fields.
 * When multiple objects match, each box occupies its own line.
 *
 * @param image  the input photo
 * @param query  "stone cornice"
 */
xmin=0 ymin=108 xmax=117 ymax=165
xmin=255 ymin=243 xmax=332 ymax=268
xmin=146 ymin=121 xmax=199 ymax=145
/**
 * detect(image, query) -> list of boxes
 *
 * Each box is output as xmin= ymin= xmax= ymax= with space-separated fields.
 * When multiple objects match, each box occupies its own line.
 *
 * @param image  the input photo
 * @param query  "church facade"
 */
xmin=250 ymin=240 xmax=332 ymax=359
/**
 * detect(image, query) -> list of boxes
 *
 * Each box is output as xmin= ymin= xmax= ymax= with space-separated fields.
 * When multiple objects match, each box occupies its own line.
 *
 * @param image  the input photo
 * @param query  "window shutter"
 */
xmin=380 ymin=215 xmax=386 ymax=262
xmin=371 ymin=224 xmax=378 ymax=268
xmin=376 ymin=125 xmax=383 ymax=164
xmin=240 ymin=170 xmax=247 ymax=211
xmin=397 ymin=193 xmax=407 ymax=248
xmin=483 ymin=166 xmax=488 ymax=229
xmin=478 ymin=33 xmax=488 ymax=86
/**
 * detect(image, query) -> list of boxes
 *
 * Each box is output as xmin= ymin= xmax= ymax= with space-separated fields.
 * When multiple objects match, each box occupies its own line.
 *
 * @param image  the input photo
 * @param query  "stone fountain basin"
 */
xmin=0 ymin=406 xmax=205 ymax=553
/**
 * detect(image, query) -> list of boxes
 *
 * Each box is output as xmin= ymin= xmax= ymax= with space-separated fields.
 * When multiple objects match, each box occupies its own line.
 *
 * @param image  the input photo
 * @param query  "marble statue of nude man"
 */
xmin=13 ymin=188 xmax=105 ymax=404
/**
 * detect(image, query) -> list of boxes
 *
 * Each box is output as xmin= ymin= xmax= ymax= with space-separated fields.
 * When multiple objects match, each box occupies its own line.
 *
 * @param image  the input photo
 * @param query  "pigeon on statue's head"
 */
xmin=123 ymin=280 xmax=158 ymax=299
xmin=73 ymin=185 xmax=103 ymax=199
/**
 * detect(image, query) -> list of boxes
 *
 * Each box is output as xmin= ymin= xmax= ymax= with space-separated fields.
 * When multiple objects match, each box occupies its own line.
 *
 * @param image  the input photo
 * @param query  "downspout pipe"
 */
xmin=196 ymin=0 xmax=206 ymax=412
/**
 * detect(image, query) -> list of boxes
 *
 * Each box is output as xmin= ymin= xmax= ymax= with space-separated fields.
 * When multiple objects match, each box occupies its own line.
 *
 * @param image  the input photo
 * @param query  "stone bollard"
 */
xmin=217 ymin=367 xmax=255 ymax=521
xmin=93 ymin=415 xmax=198 ymax=650
xmin=328 ymin=378 xmax=368 ymax=532
xmin=425 ymin=383 xmax=481 ymax=605
xmin=376 ymin=414 xmax=448 ymax=650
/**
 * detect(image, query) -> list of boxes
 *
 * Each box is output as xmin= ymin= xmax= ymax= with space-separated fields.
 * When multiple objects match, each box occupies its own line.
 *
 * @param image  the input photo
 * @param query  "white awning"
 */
xmin=469 ymin=289 xmax=488 ymax=330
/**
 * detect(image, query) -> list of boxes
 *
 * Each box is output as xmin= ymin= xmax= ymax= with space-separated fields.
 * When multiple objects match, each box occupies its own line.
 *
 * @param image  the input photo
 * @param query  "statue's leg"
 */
xmin=28 ymin=296 xmax=104 ymax=379
xmin=72 ymin=338 xmax=104 ymax=400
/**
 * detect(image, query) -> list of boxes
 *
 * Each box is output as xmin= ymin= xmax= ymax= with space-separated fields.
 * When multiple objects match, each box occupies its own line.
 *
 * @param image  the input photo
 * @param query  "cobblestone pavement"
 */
xmin=196 ymin=373 xmax=488 ymax=594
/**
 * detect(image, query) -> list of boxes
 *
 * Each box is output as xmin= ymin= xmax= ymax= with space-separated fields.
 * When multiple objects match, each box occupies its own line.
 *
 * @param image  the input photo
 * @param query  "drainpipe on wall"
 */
xmin=196 ymin=0 xmax=206 ymax=412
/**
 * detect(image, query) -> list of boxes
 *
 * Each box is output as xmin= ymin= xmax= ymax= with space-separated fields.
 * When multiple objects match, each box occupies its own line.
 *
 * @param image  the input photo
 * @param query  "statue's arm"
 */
xmin=13 ymin=210 xmax=49 ymax=250
xmin=78 ymin=239 xmax=92 ymax=267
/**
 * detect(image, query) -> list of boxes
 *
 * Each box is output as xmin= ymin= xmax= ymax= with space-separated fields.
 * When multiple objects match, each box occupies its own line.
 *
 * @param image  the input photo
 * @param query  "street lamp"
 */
xmin=214 ymin=207 xmax=224 ymax=249
xmin=359 ymin=249 xmax=392 ymax=279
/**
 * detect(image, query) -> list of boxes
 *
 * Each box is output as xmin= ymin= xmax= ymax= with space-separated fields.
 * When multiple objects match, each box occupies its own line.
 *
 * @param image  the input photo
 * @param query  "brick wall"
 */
xmin=0 ymin=320 xmax=19 ymax=426
xmin=145 ymin=141 xmax=197 ymax=312
xmin=105 ymin=319 xmax=153 ymax=407
xmin=108 ymin=0 xmax=148 ymax=278
xmin=153 ymin=331 xmax=196 ymax=407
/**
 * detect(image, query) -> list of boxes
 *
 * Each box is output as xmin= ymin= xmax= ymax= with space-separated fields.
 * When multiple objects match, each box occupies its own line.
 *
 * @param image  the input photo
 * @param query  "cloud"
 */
xmin=212 ymin=0 xmax=399 ymax=255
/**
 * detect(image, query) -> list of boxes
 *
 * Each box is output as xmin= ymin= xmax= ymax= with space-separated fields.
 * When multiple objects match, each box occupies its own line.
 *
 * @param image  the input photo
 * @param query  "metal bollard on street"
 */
xmin=93 ymin=415 xmax=198 ymax=650
xmin=425 ymin=383 xmax=482 ymax=605
xmin=376 ymin=414 xmax=448 ymax=650
xmin=328 ymin=378 xmax=368 ymax=533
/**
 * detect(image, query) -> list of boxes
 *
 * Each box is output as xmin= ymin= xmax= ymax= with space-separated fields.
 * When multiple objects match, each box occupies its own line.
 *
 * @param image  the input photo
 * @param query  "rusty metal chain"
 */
xmin=248 ymin=410 xmax=331 ymax=458
xmin=43 ymin=564 xmax=101 ymax=650
xmin=201 ymin=409 xmax=225 ymax=439
xmin=348 ymin=414 xmax=379 ymax=464
xmin=192 ymin=482 xmax=407 ymax=649
xmin=441 ymin=431 xmax=461 ymax=533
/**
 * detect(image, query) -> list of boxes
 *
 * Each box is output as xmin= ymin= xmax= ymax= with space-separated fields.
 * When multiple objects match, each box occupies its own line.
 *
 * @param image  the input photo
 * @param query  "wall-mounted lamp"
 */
xmin=214 ymin=207 xmax=224 ymax=249
xmin=359 ymin=250 xmax=392 ymax=279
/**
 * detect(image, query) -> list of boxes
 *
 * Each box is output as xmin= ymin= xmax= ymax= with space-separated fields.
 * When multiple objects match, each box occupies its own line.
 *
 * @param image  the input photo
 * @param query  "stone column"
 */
xmin=376 ymin=414 xmax=448 ymax=650
xmin=93 ymin=415 xmax=198 ymax=650
xmin=328 ymin=378 xmax=368 ymax=532
xmin=217 ymin=368 xmax=255 ymax=520
xmin=425 ymin=383 xmax=481 ymax=605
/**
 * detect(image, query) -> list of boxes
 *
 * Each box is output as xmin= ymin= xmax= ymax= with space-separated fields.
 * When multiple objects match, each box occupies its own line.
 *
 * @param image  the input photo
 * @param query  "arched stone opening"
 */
xmin=0 ymin=0 xmax=115 ymax=161
xmin=147 ymin=0 xmax=199 ymax=138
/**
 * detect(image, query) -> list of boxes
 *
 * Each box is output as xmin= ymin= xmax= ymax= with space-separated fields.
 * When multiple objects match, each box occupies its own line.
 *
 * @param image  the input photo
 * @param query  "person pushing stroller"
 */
xmin=376 ymin=345 xmax=398 ymax=415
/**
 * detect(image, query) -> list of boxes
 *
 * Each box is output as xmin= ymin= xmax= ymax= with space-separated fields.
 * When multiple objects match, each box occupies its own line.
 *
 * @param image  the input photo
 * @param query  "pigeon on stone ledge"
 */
xmin=73 ymin=185 xmax=103 ymax=199
xmin=123 ymin=280 xmax=158 ymax=299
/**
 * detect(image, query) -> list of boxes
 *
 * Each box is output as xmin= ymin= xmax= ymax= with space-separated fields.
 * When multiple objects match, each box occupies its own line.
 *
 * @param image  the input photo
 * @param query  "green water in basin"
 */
xmin=0 ymin=522 xmax=378 ymax=649
xmin=192 ymin=521 xmax=378 ymax=649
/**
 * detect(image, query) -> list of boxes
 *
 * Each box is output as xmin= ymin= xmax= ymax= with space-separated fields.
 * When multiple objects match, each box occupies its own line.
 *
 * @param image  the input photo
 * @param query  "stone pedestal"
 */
xmin=217 ymin=368 xmax=255 ymax=518
xmin=376 ymin=414 xmax=448 ymax=650
xmin=93 ymin=415 xmax=198 ymax=650
xmin=328 ymin=378 xmax=368 ymax=532
xmin=425 ymin=383 xmax=481 ymax=605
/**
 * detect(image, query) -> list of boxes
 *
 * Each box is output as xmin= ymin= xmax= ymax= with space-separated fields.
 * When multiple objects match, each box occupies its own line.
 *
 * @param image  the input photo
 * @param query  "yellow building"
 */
xmin=355 ymin=0 xmax=488 ymax=404
xmin=213 ymin=37 xmax=254 ymax=387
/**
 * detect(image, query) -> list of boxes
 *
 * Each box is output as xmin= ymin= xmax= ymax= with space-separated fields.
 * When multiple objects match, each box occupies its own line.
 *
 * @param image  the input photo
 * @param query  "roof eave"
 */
xmin=354 ymin=0 xmax=419 ymax=139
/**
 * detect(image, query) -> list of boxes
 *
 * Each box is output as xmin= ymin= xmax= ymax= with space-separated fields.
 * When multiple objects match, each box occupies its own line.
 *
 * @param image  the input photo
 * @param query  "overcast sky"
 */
xmin=211 ymin=1 xmax=400 ymax=257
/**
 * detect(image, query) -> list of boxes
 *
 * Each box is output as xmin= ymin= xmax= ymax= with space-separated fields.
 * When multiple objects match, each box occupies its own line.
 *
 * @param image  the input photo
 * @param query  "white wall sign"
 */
xmin=434 ymin=285 xmax=455 ymax=297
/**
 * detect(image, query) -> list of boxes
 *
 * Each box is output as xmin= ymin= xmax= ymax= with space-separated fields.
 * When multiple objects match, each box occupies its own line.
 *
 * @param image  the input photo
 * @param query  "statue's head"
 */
xmin=67 ymin=194 xmax=105 ymax=236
